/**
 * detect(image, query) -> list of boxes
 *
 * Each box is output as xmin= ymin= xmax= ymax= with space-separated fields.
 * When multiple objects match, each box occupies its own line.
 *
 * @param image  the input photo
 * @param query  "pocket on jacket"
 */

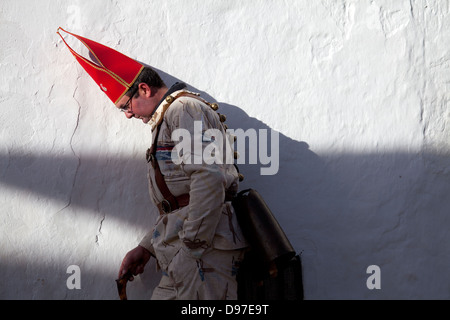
xmin=167 ymin=247 xmax=198 ymax=285
xmin=212 ymin=202 xmax=248 ymax=250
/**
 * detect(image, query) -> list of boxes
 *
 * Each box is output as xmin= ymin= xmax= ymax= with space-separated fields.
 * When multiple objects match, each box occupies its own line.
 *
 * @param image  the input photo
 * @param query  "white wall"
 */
xmin=1 ymin=0 xmax=449 ymax=299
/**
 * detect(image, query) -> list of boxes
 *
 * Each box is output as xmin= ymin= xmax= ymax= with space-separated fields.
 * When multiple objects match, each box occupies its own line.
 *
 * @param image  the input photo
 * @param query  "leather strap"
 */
xmin=147 ymin=92 xmax=203 ymax=213
xmin=147 ymin=124 xmax=185 ymax=214
xmin=147 ymin=92 xmax=233 ymax=214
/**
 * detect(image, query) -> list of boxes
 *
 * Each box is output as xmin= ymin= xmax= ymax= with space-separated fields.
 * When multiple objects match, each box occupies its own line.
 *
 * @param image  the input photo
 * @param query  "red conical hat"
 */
xmin=57 ymin=27 xmax=144 ymax=104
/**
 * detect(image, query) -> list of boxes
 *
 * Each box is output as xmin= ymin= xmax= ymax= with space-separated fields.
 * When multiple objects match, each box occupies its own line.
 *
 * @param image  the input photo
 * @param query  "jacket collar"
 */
xmin=148 ymin=82 xmax=187 ymax=131
xmin=156 ymin=82 xmax=187 ymax=109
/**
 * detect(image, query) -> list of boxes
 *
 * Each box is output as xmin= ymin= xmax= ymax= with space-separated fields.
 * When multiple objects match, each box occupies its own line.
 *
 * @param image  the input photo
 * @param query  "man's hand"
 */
xmin=118 ymin=245 xmax=152 ymax=281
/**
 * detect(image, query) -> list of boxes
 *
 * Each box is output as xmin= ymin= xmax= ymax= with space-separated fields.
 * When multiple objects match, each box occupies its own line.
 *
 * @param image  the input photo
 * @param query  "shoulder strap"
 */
xmin=145 ymin=92 xmax=234 ymax=212
xmin=146 ymin=91 xmax=201 ymax=212
xmin=147 ymin=122 xmax=185 ymax=212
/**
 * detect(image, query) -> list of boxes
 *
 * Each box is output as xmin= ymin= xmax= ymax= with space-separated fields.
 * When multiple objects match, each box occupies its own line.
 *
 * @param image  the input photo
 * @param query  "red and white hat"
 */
xmin=57 ymin=27 xmax=144 ymax=104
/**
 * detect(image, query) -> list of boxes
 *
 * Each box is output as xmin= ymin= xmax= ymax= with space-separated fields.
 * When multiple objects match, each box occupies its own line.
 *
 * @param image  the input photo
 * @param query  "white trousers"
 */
xmin=151 ymin=247 xmax=245 ymax=300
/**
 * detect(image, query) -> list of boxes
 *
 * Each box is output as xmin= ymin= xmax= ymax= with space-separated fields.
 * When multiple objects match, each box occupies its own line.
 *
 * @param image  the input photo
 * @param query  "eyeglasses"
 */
xmin=119 ymin=88 xmax=138 ymax=113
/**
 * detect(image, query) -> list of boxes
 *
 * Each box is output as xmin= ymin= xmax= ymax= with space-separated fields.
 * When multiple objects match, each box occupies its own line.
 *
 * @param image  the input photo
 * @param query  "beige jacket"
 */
xmin=139 ymin=88 xmax=247 ymax=271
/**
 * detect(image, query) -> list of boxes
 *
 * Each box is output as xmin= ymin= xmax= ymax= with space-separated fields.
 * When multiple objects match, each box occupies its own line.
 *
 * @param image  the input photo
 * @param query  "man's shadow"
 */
xmin=0 ymin=60 xmax=343 ymax=299
xmin=151 ymin=65 xmax=337 ymax=258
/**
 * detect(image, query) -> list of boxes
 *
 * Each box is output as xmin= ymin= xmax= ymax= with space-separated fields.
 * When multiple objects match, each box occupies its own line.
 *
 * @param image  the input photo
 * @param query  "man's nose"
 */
xmin=125 ymin=111 xmax=134 ymax=119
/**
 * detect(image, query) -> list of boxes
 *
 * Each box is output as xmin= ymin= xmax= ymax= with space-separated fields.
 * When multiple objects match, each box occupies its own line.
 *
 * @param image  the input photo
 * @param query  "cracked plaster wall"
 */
xmin=0 ymin=0 xmax=449 ymax=299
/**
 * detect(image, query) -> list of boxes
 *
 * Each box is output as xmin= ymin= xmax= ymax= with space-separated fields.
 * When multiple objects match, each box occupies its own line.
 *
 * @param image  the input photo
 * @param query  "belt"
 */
xmin=157 ymin=193 xmax=190 ymax=214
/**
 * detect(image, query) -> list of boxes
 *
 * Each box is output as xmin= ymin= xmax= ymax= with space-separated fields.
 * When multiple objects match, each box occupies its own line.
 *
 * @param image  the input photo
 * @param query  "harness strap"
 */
xmin=146 ymin=92 xmax=216 ymax=214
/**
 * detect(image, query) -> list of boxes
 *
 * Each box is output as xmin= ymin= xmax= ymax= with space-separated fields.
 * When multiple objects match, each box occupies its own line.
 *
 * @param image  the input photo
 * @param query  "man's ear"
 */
xmin=138 ymin=83 xmax=153 ymax=98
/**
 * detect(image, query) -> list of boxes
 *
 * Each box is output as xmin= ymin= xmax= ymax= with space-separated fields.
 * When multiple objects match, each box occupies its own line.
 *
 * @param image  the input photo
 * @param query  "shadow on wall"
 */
xmin=0 ymin=258 xmax=159 ymax=300
xmin=2 ymin=65 xmax=449 ymax=299
xmin=0 ymin=65 xmax=330 ymax=299
xmin=0 ymin=65 xmax=328 ymax=240
xmin=154 ymin=66 xmax=340 ymax=250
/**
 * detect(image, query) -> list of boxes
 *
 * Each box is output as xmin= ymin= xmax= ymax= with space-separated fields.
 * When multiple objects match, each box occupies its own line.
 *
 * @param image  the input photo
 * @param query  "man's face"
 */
xmin=115 ymin=83 xmax=157 ymax=124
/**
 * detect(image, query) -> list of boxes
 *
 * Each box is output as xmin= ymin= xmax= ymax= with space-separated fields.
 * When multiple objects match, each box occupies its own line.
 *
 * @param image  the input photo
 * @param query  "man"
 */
xmin=57 ymin=28 xmax=247 ymax=300
xmin=116 ymin=67 xmax=248 ymax=300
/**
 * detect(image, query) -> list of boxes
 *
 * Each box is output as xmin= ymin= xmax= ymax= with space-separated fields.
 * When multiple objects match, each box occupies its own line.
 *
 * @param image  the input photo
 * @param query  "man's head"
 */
xmin=115 ymin=67 xmax=167 ymax=123
xmin=57 ymin=28 xmax=169 ymax=123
